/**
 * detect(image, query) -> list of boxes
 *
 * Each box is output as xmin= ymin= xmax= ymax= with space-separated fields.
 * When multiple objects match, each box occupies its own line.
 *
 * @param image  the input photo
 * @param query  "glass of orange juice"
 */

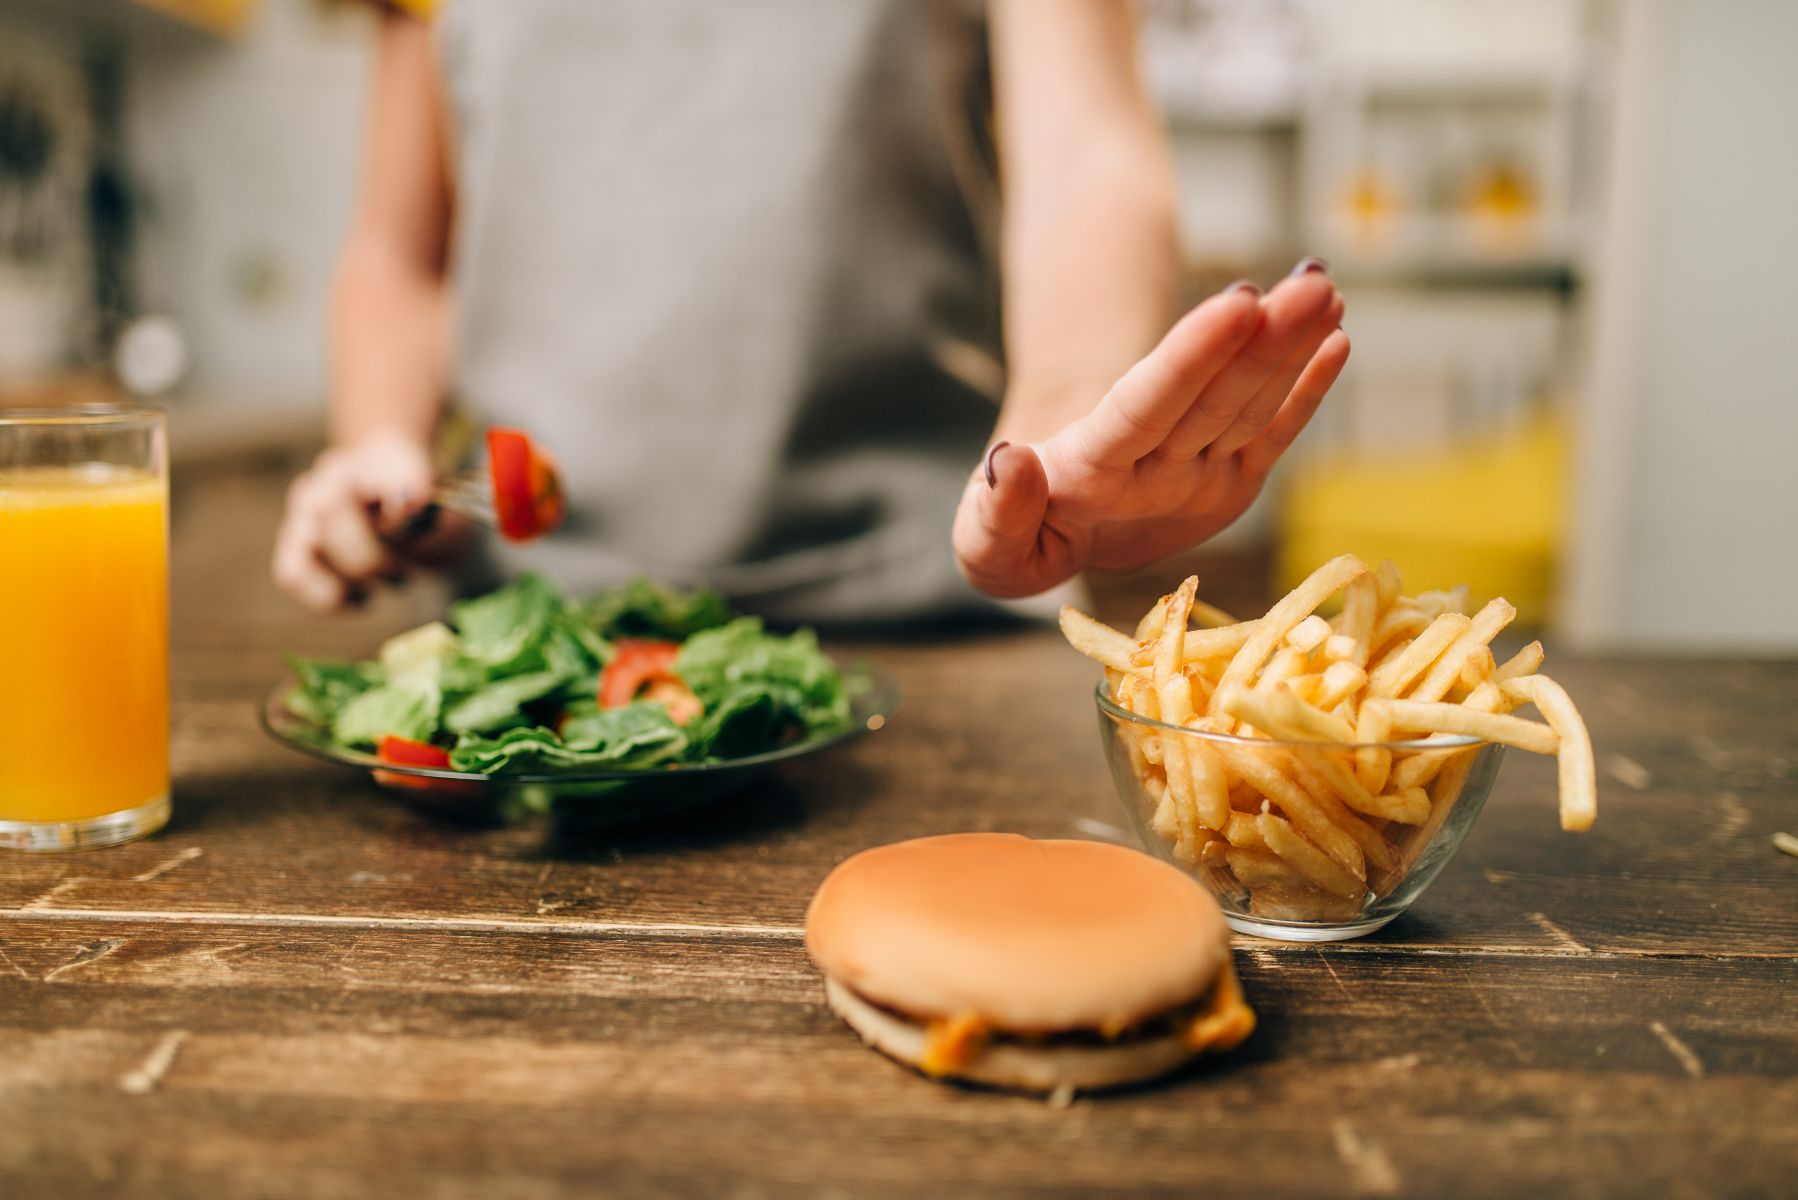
xmin=1 ymin=407 xmax=169 ymax=850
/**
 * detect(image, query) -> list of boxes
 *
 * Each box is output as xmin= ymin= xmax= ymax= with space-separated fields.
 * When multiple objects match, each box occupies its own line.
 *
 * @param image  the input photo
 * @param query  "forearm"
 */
xmin=327 ymin=238 xmax=449 ymax=448
xmin=326 ymin=8 xmax=454 ymax=451
xmin=987 ymin=0 xmax=1181 ymax=447
xmin=994 ymin=150 xmax=1180 ymax=446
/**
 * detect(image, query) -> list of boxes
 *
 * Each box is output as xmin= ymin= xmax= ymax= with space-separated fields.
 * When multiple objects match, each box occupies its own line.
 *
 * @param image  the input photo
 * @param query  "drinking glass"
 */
xmin=0 ymin=407 xmax=170 ymax=849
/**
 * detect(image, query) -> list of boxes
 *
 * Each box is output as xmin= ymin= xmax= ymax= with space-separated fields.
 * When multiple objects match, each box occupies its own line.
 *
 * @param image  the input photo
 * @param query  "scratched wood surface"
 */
xmin=2 ymin=463 xmax=1796 ymax=1200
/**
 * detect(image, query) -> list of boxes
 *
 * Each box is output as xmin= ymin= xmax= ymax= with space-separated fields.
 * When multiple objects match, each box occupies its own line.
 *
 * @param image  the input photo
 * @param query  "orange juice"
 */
xmin=0 ymin=466 xmax=169 ymax=823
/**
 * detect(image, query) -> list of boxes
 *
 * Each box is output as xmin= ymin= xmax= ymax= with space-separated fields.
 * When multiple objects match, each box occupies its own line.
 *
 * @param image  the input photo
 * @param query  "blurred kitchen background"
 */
xmin=1 ymin=0 xmax=1793 ymax=650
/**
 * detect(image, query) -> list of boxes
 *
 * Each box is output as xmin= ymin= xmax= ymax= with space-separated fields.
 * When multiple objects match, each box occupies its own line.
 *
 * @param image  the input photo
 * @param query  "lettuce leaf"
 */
xmin=330 ymin=681 xmax=440 ymax=747
xmin=676 ymin=618 xmax=850 ymax=730
xmin=441 ymin=670 xmax=565 ymax=735
xmin=449 ymin=702 xmax=687 ymax=773
xmin=286 ymin=656 xmax=383 ymax=727
xmin=582 ymin=577 xmax=734 ymax=640
xmin=672 ymin=618 xmax=852 ymax=760
xmin=449 ymin=574 xmax=569 ymax=673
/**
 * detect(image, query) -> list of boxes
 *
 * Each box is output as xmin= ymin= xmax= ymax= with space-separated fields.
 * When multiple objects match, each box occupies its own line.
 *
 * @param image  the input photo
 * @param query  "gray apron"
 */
xmin=438 ymin=0 xmax=1007 ymax=624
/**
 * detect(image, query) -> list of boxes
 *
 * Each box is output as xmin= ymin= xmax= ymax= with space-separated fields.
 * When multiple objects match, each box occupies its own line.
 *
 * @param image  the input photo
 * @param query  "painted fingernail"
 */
xmin=984 ymin=441 xmax=1009 ymax=489
xmin=1289 ymin=256 xmax=1329 ymax=278
xmin=1225 ymin=279 xmax=1261 ymax=296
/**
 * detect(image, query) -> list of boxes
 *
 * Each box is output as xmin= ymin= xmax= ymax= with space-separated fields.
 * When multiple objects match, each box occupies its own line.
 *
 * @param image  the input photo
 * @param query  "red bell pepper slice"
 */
xmin=374 ymin=735 xmax=477 ymax=795
xmin=377 ymin=735 xmax=452 ymax=768
xmin=486 ymin=427 xmax=567 ymax=542
xmin=599 ymin=640 xmax=682 ymax=709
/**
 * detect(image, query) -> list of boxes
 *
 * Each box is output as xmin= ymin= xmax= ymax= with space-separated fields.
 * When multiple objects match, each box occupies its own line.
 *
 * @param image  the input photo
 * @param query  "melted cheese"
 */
xmin=920 ymin=1012 xmax=991 ymax=1075
xmin=1184 ymin=959 xmax=1256 ymax=1053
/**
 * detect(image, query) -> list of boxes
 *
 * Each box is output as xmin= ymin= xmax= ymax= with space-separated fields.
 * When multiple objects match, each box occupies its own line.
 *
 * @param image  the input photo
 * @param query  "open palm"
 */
xmin=954 ymin=268 xmax=1349 ymax=598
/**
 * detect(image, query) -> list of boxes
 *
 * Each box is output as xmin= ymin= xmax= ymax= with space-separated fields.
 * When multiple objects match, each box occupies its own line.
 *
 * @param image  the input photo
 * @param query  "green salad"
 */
xmin=286 ymin=576 xmax=856 ymax=775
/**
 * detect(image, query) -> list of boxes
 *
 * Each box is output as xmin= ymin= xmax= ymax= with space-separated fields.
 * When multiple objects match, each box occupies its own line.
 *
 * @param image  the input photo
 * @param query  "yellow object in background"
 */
xmin=1277 ymin=415 xmax=1568 ymax=625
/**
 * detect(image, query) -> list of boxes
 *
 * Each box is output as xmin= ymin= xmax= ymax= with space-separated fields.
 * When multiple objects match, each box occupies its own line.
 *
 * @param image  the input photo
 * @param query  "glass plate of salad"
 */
xmin=260 ymin=576 xmax=897 ymax=828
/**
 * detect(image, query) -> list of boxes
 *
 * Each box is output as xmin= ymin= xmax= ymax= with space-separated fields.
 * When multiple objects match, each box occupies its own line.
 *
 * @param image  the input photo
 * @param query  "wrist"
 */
xmin=994 ymin=377 xmax=1116 ymax=448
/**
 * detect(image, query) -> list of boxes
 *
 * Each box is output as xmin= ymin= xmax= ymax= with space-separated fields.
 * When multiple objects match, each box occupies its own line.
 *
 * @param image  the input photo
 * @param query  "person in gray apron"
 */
xmin=274 ymin=0 xmax=1348 ymax=626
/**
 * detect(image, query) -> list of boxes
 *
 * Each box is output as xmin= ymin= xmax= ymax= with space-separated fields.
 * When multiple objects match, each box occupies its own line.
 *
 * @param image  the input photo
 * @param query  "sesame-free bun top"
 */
xmin=805 ymin=833 xmax=1230 ymax=1032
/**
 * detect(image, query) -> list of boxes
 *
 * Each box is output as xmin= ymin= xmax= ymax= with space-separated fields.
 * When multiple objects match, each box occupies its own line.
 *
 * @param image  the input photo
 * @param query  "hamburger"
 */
xmin=805 ymin=832 xmax=1254 ymax=1095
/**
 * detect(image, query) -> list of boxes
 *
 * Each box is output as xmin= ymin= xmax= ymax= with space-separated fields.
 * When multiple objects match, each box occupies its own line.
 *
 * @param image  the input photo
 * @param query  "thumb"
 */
xmin=952 ymin=441 xmax=1054 ymax=599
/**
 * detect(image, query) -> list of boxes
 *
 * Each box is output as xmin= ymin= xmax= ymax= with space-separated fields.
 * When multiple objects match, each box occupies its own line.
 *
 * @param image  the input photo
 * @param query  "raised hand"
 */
xmin=272 ymin=432 xmax=468 ymax=613
xmin=953 ymin=263 xmax=1350 ymax=599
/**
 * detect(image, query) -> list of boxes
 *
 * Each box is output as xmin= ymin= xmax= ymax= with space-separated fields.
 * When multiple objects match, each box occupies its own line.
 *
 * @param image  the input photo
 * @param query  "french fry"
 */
xmin=1129 ymin=620 xmax=1260 ymax=668
xmin=1191 ymin=599 xmax=1241 ymax=629
xmin=1257 ymin=647 xmax=1310 ymax=692
xmin=1407 ymin=598 xmax=1516 ymax=703
xmin=1353 ymin=703 xmax=1393 ymax=794
xmin=1060 ymin=606 xmax=1138 ymax=672
xmin=1217 ymin=683 xmax=1355 ymax=744
xmin=1373 ymin=559 xmax=1403 ymax=613
xmin=1119 ymin=674 xmax=1163 ymax=764
xmin=1494 ymin=640 xmax=1544 ymax=682
xmin=1225 ymin=845 xmax=1310 ymax=888
xmin=1223 ymin=812 xmax=1266 ymax=847
xmin=1209 ymin=554 xmax=1367 ymax=714
xmin=1186 ymin=737 xmax=1231 ymax=831
xmin=1256 ymin=814 xmax=1367 ymax=901
xmin=1286 ymin=673 xmax=1326 ymax=705
xmin=1367 ymin=613 xmax=1472 ymax=698
xmin=1368 ymin=633 xmax=1417 ymax=675
xmin=1322 ymin=633 xmax=1359 ymax=664
xmin=1280 ymin=752 xmax=1401 ymax=872
xmin=1286 ymin=615 xmax=1333 ymax=655
xmin=1458 ymin=646 xmax=1496 ymax=691
xmin=1147 ymin=773 xmax=1178 ymax=842
xmin=1382 ymin=679 xmax=1499 ymax=792
xmin=1500 ymin=675 xmax=1597 ymax=832
xmin=1152 ymin=581 xmax=1201 ymax=861
xmin=1369 ymin=698 xmax=1559 ymax=756
xmin=1335 ymin=573 xmax=1380 ymax=665
xmin=1152 ymin=579 xmax=1197 ymax=684
xmin=1266 ymin=685 xmax=1357 ymax=745
xmin=1386 ymin=745 xmax=1480 ymax=890
xmin=1288 ymin=746 xmax=1426 ymax=829
xmin=1370 ymin=608 xmax=1429 ymax=659
xmin=1316 ymin=661 xmax=1369 ymax=712
xmin=1212 ymin=744 xmax=1364 ymax=877
xmin=1413 ymin=585 xmax=1470 ymax=617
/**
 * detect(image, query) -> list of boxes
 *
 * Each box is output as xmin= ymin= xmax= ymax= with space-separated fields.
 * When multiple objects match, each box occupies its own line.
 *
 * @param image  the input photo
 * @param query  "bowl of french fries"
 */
xmin=1062 ymin=555 xmax=1596 ymax=941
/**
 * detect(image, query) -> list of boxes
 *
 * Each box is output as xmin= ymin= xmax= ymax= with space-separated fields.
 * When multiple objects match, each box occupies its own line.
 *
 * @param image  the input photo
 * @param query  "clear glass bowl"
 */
xmin=1095 ymin=683 xmax=1505 ymax=941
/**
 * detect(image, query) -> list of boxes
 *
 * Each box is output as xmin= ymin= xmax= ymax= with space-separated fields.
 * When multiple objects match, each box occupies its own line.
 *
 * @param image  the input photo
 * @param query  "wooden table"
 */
xmin=3 ymin=466 xmax=1795 ymax=1199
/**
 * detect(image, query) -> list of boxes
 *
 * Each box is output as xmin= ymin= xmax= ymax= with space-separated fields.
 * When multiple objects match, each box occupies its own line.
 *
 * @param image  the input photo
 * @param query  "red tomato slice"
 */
xmin=486 ymin=427 xmax=567 ymax=542
xmin=599 ymin=640 xmax=682 ymax=709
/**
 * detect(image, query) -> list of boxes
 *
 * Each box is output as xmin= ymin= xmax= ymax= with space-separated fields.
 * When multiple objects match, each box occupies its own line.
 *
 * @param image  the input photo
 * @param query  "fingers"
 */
xmin=1080 ymin=287 xmax=1262 ymax=468
xmin=271 ymin=436 xmax=435 ymax=613
xmin=317 ymin=493 xmax=399 ymax=582
xmin=1159 ymin=268 xmax=1338 ymax=460
xmin=1240 ymin=329 xmax=1351 ymax=475
xmin=1209 ymin=292 xmax=1345 ymax=458
xmin=272 ymin=500 xmax=348 ymax=614
xmin=952 ymin=441 xmax=1059 ymax=598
